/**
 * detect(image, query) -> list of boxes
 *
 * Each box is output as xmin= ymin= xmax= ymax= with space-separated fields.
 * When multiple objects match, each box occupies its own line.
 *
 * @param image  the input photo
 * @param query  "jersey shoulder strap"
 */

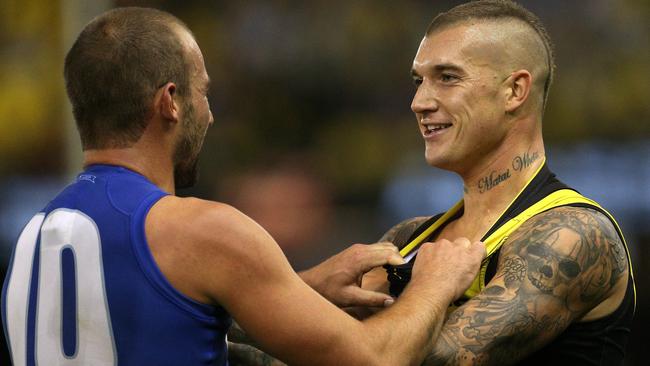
xmin=465 ymin=189 xmax=636 ymax=306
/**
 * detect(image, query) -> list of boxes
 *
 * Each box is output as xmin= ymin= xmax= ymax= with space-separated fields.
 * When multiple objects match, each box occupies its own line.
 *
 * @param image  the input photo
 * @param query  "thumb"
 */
xmin=386 ymin=253 xmax=406 ymax=266
xmin=343 ymin=287 xmax=395 ymax=308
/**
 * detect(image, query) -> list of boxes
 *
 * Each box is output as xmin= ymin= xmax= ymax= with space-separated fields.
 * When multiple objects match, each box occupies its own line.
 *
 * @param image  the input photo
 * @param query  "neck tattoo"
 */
xmin=475 ymin=151 xmax=541 ymax=194
xmin=512 ymin=151 xmax=540 ymax=172
xmin=478 ymin=169 xmax=511 ymax=193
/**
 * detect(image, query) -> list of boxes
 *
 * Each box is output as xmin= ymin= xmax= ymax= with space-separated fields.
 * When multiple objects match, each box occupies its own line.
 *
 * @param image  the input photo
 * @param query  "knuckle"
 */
xmin=456 ymin=237 xmax=471 ymax=245
xmin=419 ymin=242 xmax=433 ymax=252
xmin=438 ymin=239 xmax=452 ymax=247
xmin=351 ymin=243 xmax=364 ymax=252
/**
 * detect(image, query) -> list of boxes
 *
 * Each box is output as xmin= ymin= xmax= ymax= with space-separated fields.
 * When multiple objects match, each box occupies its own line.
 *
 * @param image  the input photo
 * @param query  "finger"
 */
xmin=368 ymin=242 xmax=401 ymax=252
xmin=343 ymin=287 xmax=395 ymax=308
xmin=357 ymin=248 xmax=406 ymax=271
xmin=386 ymin=253 xmax=406 ymax=266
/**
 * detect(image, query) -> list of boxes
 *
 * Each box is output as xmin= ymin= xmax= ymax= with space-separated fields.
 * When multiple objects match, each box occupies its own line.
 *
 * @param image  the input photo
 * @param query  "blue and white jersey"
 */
xmin=2 ymin=164 xmax=231 ymax=365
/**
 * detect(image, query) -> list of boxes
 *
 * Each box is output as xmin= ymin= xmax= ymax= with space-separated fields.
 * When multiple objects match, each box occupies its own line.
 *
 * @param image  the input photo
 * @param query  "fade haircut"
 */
xmin=64 ymin=7 xmax=193 ymax=150
xmin=426 ymin=0 xmax=555 ymax=111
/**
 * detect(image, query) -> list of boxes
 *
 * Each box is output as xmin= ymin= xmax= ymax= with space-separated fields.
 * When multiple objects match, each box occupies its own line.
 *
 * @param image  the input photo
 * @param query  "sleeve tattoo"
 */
xmin=423 ymin=207 xmax=629 ymax=365
xmin=228 ymin=342 xmax=287 ymax=366
xmin=227 ymin=321 xmax=286 ymax=365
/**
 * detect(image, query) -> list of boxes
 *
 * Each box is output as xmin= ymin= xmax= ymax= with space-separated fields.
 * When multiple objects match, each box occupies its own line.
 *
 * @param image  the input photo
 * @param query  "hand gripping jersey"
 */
xmin=2 ymin=165 xmax=231 ymax=366
xmin=386 ymin=161 xmax=635 ymax=365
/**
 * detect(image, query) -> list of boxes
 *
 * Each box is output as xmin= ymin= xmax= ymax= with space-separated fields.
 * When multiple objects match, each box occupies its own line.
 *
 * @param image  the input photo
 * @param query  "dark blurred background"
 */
xmin=1 ymin=0 xmax=648 ymax=364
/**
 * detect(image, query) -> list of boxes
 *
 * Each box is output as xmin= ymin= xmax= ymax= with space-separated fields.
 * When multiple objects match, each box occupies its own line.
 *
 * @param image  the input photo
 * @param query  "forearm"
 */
xmin=362 ymin=281 xmax=455 ymax=365
xmin=420 ymin=287 xmax=537 ymax=366
xmin=297 ymin=269 xmax=315 ymax=289
xmin=355 ymin=239 xmax=484 ymax=365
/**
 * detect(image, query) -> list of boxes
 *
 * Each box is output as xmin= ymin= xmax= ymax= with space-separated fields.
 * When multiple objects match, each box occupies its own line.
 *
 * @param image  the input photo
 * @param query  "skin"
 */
xmin=361 ymin=20 xmax=629 ymax=365
xmin=83 ymin=24 xmax=487 ymax=365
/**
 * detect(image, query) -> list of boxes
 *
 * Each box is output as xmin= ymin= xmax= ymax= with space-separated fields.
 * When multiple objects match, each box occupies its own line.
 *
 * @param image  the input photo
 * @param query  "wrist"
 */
xmin=405 ymin=275 xmax=456 ymax=305
xmin=298 ymin=268 xmax=318 ymax=290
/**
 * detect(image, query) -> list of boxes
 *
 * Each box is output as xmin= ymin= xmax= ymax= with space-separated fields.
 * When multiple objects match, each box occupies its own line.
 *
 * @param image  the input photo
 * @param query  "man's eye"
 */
xmin=440 ymin=73 xmax=459 ymax=83
xmin=412 ymin=78 xmax=423 ymax=87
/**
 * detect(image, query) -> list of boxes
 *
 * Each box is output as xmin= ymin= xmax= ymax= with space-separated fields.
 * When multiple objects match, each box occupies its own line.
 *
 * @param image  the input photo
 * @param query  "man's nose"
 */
xmin=411 ymin=82 xmax=439 ymax=114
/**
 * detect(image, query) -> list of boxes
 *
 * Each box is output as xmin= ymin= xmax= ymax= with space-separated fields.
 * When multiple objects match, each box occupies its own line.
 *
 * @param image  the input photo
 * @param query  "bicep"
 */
xmin=201 ymin=205 xmax=366 ymax=365
xmin=426 ymin=207 xmax=627 ymax=365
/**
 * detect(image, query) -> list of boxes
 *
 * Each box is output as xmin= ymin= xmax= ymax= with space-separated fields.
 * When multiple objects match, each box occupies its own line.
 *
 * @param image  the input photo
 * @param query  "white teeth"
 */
xmin=426 ymin=124 xmax=450 ymax=132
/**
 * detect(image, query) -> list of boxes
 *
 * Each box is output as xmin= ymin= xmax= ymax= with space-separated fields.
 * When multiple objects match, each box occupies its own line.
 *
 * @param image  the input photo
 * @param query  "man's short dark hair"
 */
xmin=64 ymin=7 xmax=193 ymax=150
xmin=426 ymin=0 xmax=555 ymax=110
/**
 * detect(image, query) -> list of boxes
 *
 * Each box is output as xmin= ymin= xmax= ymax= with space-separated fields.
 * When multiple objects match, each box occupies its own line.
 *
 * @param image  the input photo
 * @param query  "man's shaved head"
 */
xmin=425 ymin=0 xmax=554 ymax=113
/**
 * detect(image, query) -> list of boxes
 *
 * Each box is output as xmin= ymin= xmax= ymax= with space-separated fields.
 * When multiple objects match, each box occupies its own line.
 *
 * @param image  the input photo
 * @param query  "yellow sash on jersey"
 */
xmin=399 ymin=176 xmax=636 ymax=303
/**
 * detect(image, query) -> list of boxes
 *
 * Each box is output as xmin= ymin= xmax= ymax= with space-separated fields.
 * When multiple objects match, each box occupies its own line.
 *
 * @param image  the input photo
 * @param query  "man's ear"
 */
xmin=156 ymin=82 xmax=180 ymax=124
xmin=504 ymin=70 xmax=532 ymax=113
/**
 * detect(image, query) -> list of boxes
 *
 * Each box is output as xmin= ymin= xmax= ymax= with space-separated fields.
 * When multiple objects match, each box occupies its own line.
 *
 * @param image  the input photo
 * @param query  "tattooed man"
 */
xmin=362 ymin=1 xmax=636 ymax=365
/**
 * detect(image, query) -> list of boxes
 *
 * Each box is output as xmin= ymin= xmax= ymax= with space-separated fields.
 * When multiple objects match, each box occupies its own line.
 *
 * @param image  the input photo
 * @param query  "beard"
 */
xmin=173 ymin=101 xmax=205 ymax=190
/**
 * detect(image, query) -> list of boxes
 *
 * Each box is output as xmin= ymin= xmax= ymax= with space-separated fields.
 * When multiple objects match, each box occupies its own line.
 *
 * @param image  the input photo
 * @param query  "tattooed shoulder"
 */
xmin=378 ymin=216 xmax=431 ymax=249
xmin=422 ymin=206 xmax=629 ymax=365
xmin=500 ymin=206 xmax=628 ymax=309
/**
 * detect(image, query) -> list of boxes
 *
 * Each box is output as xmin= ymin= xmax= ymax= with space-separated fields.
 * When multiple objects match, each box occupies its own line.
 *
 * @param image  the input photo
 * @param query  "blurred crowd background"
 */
xmin=1 ymin=0 xmax=648 ymax=364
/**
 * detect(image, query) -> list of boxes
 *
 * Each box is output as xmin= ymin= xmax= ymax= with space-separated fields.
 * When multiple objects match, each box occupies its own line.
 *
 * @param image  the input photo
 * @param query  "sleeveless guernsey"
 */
xmin=2 ymin=164 xmax=231 ymax=365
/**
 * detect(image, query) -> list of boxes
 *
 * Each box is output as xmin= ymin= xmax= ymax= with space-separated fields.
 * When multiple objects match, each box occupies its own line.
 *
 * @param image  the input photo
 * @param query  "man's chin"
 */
xmin=424 ymin=153 xmax=457 ymax=172
xmin=424 ymin=153 xmax=444 ymax=168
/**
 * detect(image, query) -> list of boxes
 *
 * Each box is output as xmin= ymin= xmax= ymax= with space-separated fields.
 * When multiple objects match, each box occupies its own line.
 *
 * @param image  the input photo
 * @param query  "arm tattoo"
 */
xmin=228 ymin=342 xmax=286 ymax=366
xmin=228 ymin=321 xmax=261 ymax=348
xmin=227 ymin=322 xmax=285 ymax=365
xmin=424 ymin=207 xmax=628 ymax=365
xmin=378 ymin=216 xmax=430 ymax=249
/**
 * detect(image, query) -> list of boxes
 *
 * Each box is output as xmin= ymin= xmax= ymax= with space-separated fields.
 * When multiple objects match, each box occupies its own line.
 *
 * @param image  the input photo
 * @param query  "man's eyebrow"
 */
xmin=434 ymin=63 xmax=465 ymax=74
xmin=411 ymin=63 xmax=466 ymax=77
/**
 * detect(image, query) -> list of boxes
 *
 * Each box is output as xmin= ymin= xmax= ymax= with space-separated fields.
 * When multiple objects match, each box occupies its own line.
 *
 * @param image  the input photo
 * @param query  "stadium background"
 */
xmin=0 ymin=0 xmax=648 ymax=364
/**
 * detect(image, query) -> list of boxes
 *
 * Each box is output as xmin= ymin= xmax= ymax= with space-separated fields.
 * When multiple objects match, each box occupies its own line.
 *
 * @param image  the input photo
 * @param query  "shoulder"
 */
xmin=498 ymin=205 xmax=628 ymax=306
xmin=145 ymin=196 xmax=285 ymax=304
xmin=505 ymin=205 xmax=624 ymax=255
xmin=379 ymin=216 xmax=432 ymax=248
xmin=148 ymin=195 xmax=275 ymax=253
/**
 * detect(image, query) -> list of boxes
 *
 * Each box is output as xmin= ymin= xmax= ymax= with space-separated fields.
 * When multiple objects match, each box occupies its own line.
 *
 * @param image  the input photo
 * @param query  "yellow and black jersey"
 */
xmin=385 ymin=162 xmax=635 ymax=365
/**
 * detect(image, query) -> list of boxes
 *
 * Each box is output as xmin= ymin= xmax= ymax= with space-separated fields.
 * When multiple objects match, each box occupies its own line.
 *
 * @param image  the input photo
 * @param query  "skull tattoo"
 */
xmin=524 ymin=229 xmax=582 ymax=294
